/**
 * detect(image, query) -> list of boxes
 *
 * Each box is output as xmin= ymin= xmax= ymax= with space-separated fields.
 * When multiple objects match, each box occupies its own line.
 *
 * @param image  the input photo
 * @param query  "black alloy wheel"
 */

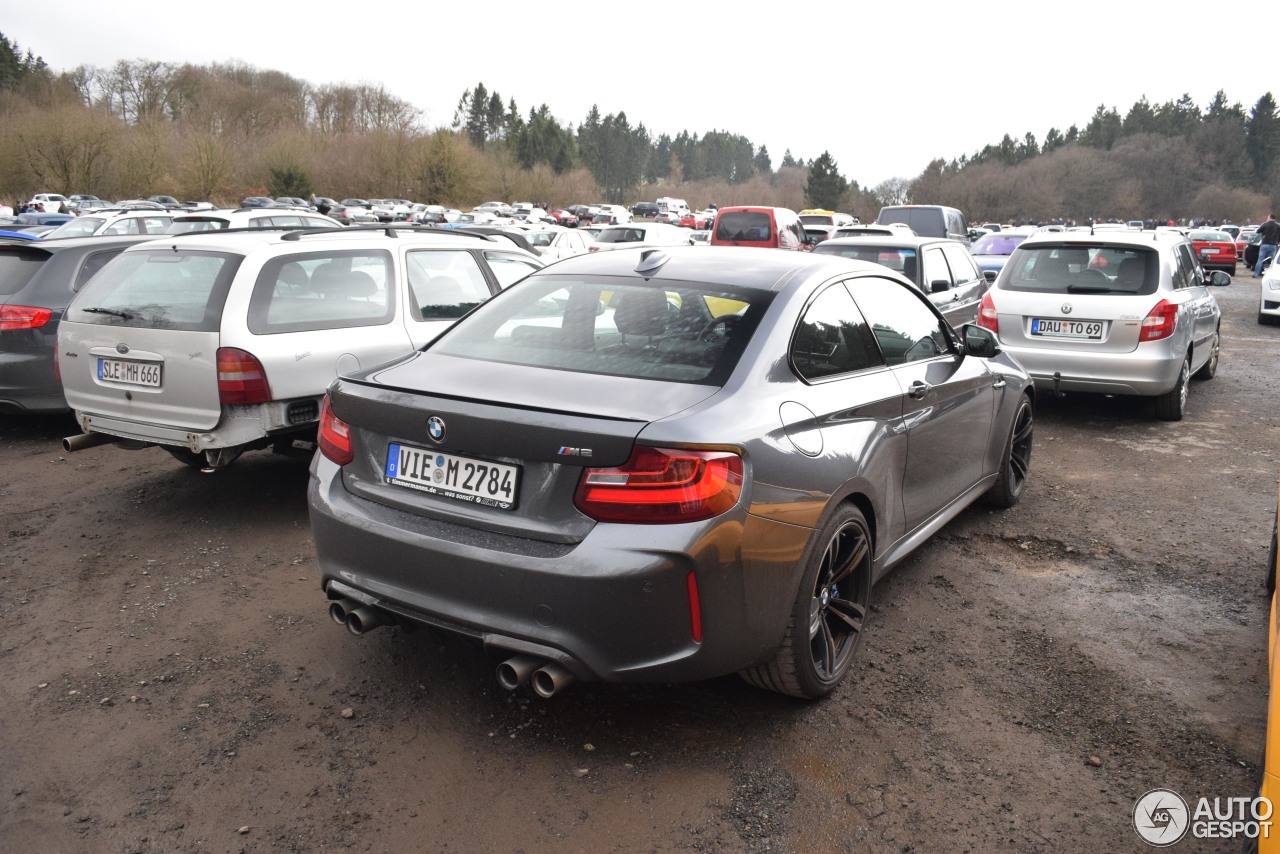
xmin=742 ymin=505 xmax=872 ymax=699
xmin=986 ymin=393 xmax=1034 ymax=508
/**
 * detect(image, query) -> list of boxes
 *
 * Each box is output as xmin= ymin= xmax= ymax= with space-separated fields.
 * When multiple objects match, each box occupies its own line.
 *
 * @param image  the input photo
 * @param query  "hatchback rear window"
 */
xmin=595 ymin=228 xmax=649 ymax=244
xmin=1001 ymin=245 xmax=1158 ymax=296
xmin=0 ymin=248 xmax=47 ymax=295
xmin=67 ymin=250 xmax=242 ymax=331
xmin=714 ymin=212 xmax=772 ymax=241
xmin=430 ymin=275 xmax=770 ymax=384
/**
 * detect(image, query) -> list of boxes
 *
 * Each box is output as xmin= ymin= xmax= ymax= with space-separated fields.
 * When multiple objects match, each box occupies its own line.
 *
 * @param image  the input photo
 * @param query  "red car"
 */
xmin=679 ymin=213 xmax=697 ymax=229
xmin=550 ymin=209 xmax=579 ymax=227
xmin=1189 ymin=229 xmax=1238 ymax=275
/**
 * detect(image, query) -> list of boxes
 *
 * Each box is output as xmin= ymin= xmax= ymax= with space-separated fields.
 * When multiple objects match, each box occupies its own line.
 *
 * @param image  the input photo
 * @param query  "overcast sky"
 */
xmin=6 ymin=5 xmax=1276 ymax=188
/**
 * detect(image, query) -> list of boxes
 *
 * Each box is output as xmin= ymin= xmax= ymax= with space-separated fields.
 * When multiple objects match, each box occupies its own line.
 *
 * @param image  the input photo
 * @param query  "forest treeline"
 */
xmin=3 ymin=32 xmax=1279 ymax=223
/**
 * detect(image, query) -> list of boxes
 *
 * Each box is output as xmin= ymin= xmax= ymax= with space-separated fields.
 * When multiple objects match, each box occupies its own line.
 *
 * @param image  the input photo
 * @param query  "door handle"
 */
xmin=908 ymin=380 xmax=929 ymax=399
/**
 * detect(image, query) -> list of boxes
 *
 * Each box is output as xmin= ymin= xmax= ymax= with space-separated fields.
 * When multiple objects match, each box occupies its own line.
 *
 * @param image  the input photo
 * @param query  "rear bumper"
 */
xmin=307 ymin=455 xmax=813 ymax=683
xmin=1000 ymin=343 xmax=1183 ymax=396
xmin=73 ymin=397 xmax=320 ymax=451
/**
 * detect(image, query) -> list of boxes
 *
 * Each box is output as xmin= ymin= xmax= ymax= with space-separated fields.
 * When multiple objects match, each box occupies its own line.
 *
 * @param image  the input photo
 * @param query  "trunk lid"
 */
xmin=331 ymin=351 xmax=723 ymax=543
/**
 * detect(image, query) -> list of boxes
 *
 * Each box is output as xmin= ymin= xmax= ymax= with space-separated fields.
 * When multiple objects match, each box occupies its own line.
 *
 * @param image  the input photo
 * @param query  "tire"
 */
xmin=1152 ymin=356 xmax=1190 ymax=421
xmin=1262 ymin=313 xmax=1279 ymax=327
xmin=740 ymin=504 xmax=873 ymax=699
xmin=985 ymin=393 xmax=1034 ymax=508
xmin=163 ymin=446 xmax=206 ymax=469
xmin=1192 ymin=330 xmax=1220 ymax=380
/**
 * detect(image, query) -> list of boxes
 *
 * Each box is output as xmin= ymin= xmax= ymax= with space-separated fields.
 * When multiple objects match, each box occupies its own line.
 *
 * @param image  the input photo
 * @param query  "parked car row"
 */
xmin=3 ymin=194 xmax=1252 ymax=703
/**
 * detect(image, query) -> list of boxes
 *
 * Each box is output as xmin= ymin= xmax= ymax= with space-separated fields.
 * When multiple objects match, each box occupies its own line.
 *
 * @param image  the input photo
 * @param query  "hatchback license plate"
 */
xmin=98 ymin=357 xmax=162 ymax=387
xmin=1030 ymin=318 xmax=1103 ymax=339
xmin=385 ymin=443 xmax=519 ymax=510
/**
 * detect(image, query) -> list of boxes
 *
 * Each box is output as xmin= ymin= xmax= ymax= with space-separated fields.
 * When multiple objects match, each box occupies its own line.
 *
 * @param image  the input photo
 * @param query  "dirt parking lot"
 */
xmin=2 ymin=277 xmax=1278 ymax=853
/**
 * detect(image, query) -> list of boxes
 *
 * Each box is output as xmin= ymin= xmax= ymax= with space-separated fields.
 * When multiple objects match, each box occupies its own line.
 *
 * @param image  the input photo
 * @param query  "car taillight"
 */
xmin=1139 ymin=299 xmax=1178 ymax=342
xmin=216 ymin=347 xmax=271 ymax=404
xmin=318 ymin=394 xmax=353 ymax=465
xmin=588 ymin=245 xmax=600 ymax=252
xmin=977 ymin=291 xmax=999 ymax=335
xmin=574 ymin=446 xmax=743 ymax=524
xmin=0 ymin=305 xmax=53 ymax=331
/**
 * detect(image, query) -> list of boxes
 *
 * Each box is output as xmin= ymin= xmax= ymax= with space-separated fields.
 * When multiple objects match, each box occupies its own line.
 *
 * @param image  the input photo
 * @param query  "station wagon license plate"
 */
xmin=385 ymin=443 xmax=519 ymax=510
xmin=1030 ymin=318 xmax=1104 ymax=339
xmin=98 ymin=357 xmax=162 ymax=387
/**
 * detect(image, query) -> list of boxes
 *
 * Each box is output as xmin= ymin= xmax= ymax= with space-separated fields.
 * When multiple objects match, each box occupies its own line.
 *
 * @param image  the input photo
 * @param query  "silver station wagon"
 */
xmin=309 ymin=246 xmax=1035 ymax=699
xmin=977 ymin=229 xmax=1227 ymax=420
xmin=57 ymin=227 xmax=543 ymax=469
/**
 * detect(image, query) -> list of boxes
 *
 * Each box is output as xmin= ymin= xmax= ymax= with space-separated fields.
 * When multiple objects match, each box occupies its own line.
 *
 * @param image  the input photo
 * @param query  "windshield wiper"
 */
xmin=80 ymin=307 xmax=133 ymax=319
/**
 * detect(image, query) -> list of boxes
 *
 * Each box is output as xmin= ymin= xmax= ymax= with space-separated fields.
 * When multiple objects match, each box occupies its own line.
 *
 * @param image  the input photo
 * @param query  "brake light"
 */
xmin=216 ymin=347 xmax=271 ymax=404
xmin=0 ymin=305 xmax=53 ymax=331
xmin=977 ymin=291 xmax=999 ymax=335
xmin=318 ymin=394 xmax=353 ymax=465
xmin=1139 ymin=299 xmax=1178 ymax=342
xmin=588 ymin=245 xmax=600 ymax=252
xmin=574 ymin=446 xmax=743 ymax=524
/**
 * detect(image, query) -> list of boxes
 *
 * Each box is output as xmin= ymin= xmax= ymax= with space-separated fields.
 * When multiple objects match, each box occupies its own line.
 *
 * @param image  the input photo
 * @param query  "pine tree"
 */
xmin=804 ymin=151 xmax=848 ymax=210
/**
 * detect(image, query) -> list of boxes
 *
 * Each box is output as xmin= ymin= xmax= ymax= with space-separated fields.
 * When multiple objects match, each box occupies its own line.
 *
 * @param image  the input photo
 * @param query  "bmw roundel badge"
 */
xmin=427 ymin=416 xmax=446 ymax=443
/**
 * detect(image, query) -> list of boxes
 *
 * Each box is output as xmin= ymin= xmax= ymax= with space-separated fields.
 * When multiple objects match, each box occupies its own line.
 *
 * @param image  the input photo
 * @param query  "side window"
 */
xmin=1179 ymin=244 xmax=1205 ymax=287
xmin=1171 ymin=246 xmax=1193 ymax=290
xmin=790 ymin=282 xmax=884 ymax=381
xmin=484 ymin=251 xmax=541 ymax=289
xmin=103 ymin=219 xmax=141 ymax=235
xmin=941 ymin=244 xmax=979 ymax=284
xmin=406 ymin=249 xmax=492 ymax=319
xmin=248 ymin=250 xmax=394 ymax=334
xmin=846 ymin=276 xmax=952 ymax=366
xmin=922 ymin=246 xmax=952 ymax=291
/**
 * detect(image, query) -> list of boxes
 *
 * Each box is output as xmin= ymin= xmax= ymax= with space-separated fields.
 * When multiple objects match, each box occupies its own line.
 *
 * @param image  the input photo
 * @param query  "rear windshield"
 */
xmin=429 ymin=275 xmax=770 ymax=385
xmin=814 ymin=243 xmax=919 ymax=279
xmin=715 ymin=211 xmax=772 ymax=241
xmin=595 ymin=227 xmax=650 ymax=244
xmin=971 ymin=234 xmax=1028 ymax=255
xmin=0 ymin=247 xmax=48 ymax=295
xmin=169 ymin=217 xmax=232 ymax=233
xmin=878 ymin=208 xmax=945 ymax=237
xmin=799 ymin=214 xmax=834 ymax=226
xmin=1001 ymin=245 xmax=1158 ymax=296
xmin=66 ymin=249 xmax=242 ymax=331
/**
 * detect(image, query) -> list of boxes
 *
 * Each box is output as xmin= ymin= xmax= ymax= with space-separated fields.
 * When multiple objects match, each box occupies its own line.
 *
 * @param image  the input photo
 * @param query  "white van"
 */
xmin=657 ymin=197 xmax=690 ymax=217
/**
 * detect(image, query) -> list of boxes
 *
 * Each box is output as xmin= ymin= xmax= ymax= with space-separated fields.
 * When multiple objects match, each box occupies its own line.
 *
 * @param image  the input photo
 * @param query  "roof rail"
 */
xmin=279 ymin=223 xmax=494 ymax=242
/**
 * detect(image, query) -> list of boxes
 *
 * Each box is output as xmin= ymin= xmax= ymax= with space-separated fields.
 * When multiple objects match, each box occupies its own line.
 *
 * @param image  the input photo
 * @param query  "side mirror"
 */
xmin=983 ymin=269 xmax=998 ymax=284
xmin=961 ymin=323 xmax=1000 ymax=358
xmin=930 ymin=279 xmax=950 ymax=293
xmin=1208 ymin=270 xmax=1232 ymax=287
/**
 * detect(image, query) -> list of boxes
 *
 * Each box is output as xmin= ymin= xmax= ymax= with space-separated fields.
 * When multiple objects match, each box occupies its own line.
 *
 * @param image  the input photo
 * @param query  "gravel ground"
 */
xmin=1 ymin=277 xmax=1277 ymax=853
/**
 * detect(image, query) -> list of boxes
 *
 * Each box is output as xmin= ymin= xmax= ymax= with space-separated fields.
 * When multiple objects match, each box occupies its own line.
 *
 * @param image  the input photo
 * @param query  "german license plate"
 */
xmin=385 ymin=443 xmax=519 ymax=510
xmin=97 ymin=358 xmax=162 ymax=387
xmin=1030 ymin=318 xmax=1104 ymax=339
xmin=1201 ymin=247 xmax=1220 ymax=255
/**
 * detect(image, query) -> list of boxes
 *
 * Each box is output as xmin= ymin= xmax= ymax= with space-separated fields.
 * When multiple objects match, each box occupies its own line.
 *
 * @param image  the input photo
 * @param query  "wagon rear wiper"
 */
xmin=80 ymin=306 xmax=134 ymax=319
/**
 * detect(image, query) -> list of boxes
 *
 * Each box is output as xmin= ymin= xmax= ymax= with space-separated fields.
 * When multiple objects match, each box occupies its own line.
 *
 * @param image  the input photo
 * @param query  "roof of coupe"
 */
xmin=546 ymin=244 xmax=886 ymax=291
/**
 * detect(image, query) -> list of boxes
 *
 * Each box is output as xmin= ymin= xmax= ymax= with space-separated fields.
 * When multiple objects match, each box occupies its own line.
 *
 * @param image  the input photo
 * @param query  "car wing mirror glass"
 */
xmin=1209 ymin=270 xmax=1232 ymax=287
xmin=962 ymin=323 xmax=1000 ymax=357
xmin=930 ymin=280 xmax=950 ymax=293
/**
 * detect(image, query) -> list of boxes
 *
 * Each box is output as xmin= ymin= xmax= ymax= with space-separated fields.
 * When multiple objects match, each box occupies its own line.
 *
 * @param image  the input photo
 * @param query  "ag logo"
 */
xmin=1134 ymin=788 xmax=1189 ymax=846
